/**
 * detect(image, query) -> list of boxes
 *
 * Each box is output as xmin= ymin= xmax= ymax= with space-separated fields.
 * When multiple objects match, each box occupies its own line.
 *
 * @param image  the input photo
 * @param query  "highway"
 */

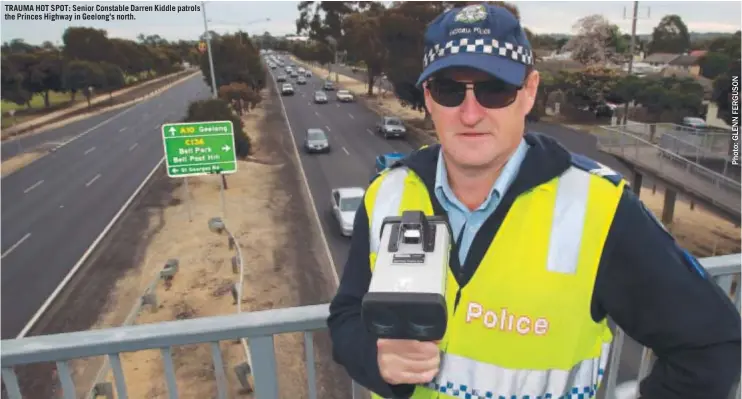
xmin=0 ymin=73 xmax=211 ymax=339
xmin=267 ymin=57 xmax=644 ymax=387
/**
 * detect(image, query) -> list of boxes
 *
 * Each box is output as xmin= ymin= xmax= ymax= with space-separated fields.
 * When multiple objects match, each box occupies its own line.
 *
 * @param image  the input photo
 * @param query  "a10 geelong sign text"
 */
xmin=161 ymin=120 xmax=238 ymax=178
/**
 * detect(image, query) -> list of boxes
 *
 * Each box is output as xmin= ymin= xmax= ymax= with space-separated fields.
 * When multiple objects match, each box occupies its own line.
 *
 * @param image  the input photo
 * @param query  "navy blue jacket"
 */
xmin=327 ymin=133 xmax=741 ymax=399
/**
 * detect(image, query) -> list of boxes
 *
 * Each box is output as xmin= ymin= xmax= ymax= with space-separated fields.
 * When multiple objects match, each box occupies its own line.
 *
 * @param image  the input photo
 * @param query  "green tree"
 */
xmin=0 ymin=55 xmax=31 ymax=106
xmin=699 ymin=52 xmax=732 ymax=80
xmin=648 ymin=15 xmax=691 ymax=54
xmin=185 ymin=98 xmax=251 ymax=157
xmin=218 ymin=81 xmax=261 ymax=115
xmin=342 ymin=6 xmax=386 ymax=95
xmin=100 ymin=62 xmax=126 ymax=100
xmin=712 ymin=58 xmax=741 ymax=127
xmin=34 ymin=50 xmax=66 ymax=107
xmin=62 ymin=27 xmax=119 ymax=64
xmin=63 ymin=60 xmax=104 ymax=107
xmin=199 ymin=33 xmax=266 ymax=93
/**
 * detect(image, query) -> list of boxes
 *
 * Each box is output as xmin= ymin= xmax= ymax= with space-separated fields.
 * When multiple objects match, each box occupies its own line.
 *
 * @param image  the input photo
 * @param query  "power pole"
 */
xmin=202 ymin=1 xmax=218 ymax=99
xmin=622 ymin=1 xmax=639 ymax=125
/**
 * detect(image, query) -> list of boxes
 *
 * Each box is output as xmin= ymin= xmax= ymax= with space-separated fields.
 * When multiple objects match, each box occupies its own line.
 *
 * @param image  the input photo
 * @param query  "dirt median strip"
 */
xmin=13 ymin=81 xmax=350 ymax=399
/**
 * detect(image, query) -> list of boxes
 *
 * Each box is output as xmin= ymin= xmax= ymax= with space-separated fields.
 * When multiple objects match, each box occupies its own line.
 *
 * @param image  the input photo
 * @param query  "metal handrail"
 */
xmin=598 ymin=126 xmax=741 ymax=188
xmin=2 ymin=255 xmax=740 ymax=399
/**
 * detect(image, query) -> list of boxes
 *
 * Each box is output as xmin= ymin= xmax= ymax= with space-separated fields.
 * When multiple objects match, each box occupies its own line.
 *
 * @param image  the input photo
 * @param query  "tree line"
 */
xmin=1 ymin=30 xmax=201 ymax=109
xmin=270 ymin=1 xmax=739 ymax=127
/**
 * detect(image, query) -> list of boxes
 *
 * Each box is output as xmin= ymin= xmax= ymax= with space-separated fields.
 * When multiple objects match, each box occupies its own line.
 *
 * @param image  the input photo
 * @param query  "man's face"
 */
xmin=424 ymin=67 xmax=539 ymax=171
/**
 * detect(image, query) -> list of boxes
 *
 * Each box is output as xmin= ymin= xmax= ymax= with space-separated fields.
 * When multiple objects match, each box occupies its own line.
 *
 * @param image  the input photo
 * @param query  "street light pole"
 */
xmin=622 ymin=0 xmax=639 ymax=125
xmin=202 ymin=1 xmax=218 ymax=99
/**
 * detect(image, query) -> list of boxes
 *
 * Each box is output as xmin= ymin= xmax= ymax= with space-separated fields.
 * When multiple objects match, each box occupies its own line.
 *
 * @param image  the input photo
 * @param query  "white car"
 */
xmin=281 ymin=83 xmax=294 ymax=96
xmin=331 ymin=187 xmax=365 ymax=236
xmin=336 ymin=90 xmax=354 ymax=102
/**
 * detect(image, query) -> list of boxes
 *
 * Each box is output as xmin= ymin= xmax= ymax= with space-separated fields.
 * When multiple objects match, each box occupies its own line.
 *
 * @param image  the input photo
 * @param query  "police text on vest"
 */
xmin=466 ymin=302 xmax=549 ymax=336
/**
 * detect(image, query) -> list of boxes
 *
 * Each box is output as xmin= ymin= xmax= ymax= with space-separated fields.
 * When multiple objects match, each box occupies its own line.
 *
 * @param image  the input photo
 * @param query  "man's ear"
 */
xmin=521 ymin=70 xmax=540 ymax=115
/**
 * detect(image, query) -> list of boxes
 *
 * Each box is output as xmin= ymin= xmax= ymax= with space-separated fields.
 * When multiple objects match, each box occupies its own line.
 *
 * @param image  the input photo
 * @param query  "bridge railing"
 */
xmin=597 ymin=126 xmax=741 ymax=197
xmin=2 ymin=254 xmax=740 ymax=399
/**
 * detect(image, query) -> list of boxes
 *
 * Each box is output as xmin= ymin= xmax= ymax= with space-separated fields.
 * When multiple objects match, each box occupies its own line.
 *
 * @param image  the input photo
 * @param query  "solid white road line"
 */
xmin=2 ymin=233 xmax=31 ymax=260
xmin=23 ymin=180 xmax=44 ymax=194
xmin=268 ymin=71 xmax=339 ymax=287
xmin=17 ymin=157 xmax=166 ymax=338
xmin=85 ymin=173 xmax=101 ymax=187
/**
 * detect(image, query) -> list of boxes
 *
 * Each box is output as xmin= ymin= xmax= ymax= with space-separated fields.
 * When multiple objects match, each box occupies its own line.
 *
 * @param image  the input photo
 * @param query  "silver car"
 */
xmin=331 ymin=187 xmax=365 ymax=236
xmin=314 ymin=91 xmax=328 ymax=104
xmin=377 ymin=116 xmax=407 ymax=139
xmin=304 ymin=128 xmax=330 ymax=153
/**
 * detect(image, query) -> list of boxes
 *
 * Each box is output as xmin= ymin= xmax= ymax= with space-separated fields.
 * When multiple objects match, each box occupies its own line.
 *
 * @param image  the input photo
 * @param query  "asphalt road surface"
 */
xmin=268 ymin=57 xmax=645 ymax=388
xmin=0 ymin=74 xmax=211 ymax=339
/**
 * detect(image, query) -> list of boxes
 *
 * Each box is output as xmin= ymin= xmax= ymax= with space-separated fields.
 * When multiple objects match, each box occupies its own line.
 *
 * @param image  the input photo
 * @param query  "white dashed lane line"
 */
xmin=23 ymin=180 xmax=44 ymax=194
xmin=2 ymin=233 xmax=31 ymax=260
xmin=348 ymin=113 xmax=355 ymax=119
xmin=85 ymin=174 xmax=101 ymax=187
xmin=84 ymin=147 xmax=96 ymax=155
xmin=129 ymin=143 xmax=138 ymax=151
xmin=342 ymin=147 xmax=349 ymax=155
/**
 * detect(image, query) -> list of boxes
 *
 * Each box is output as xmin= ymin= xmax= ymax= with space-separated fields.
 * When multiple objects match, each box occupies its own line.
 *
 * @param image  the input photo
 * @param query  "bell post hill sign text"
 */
xmin=161 ymin=120 xmax=238 ymax=178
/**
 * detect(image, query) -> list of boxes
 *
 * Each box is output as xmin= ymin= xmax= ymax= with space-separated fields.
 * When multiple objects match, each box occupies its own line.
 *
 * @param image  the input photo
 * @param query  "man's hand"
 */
xmin=377 ymin=339 xmax=441 ymax=385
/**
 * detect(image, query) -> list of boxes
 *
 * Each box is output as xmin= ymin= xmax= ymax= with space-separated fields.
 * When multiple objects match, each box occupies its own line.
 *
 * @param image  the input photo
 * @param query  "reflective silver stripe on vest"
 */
xmin=547 ymin=167 xmax=591 ymax=274
xmin=369 ymin=168 xmax=409 ymax=254
xmin=426 ymin=342 xmax=611 ymax=398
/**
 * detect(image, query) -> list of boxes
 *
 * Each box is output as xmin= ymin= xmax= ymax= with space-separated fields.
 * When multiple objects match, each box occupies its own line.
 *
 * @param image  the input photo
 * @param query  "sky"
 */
xmin=2 ymin=0 xmax=741 ymax=46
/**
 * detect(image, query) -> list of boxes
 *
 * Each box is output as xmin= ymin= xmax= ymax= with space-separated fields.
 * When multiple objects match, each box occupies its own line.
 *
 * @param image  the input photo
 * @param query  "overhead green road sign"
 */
xmin=161 ymin=120 xmax=238 ymax=178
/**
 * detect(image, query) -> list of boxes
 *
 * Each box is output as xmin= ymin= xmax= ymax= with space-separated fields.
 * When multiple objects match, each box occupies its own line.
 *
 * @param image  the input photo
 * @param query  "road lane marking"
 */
xmin=85 ymin=173 xmax=101 ymax=187
xmin=2 ymin=233 xmax=31 ymax=260
xmin=325 ymin=126 xmax=331 ymax=132
xmin=366 ymin=128 xmax=374 ymax=136
xmin=315 ymin=111 xmax=319 ymax=117
xmin=119 ymin=127 xmax=127 ymax=132
xmin=348 ymin=113 xmax=354 ymax=119
xmin=336 ymin=104 xmax=340 ymax=107
xmin=129 ymin=143 xmax=138 ymax=151
xmin=84 ymin=146 xmax=96 ymax=155
xmin=23 ymin=180 xmax=44 ymax=194
xmin=342 ymin=147 xmax=349 ymax=155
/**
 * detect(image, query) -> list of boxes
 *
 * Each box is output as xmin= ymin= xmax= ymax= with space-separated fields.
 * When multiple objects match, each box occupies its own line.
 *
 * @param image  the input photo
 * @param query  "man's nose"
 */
xmin=458 ymin=89 xmax=486 ymax=127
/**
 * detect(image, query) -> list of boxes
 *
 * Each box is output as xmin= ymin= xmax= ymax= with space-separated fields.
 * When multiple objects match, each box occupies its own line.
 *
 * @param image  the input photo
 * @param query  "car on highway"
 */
xmin=304 ymin=70 xmax=313 ymax=77
xmin=276 ymin=74 xmax=287 ymax=82
xmin=281 ymin=83 xmax=295 ymax=96
xmin=314 ymin=91 xmax=328 ymax=104
xmin=376 ymin=116 xmax=407 ymax=139
xmin=304 ymin=128 xmax=330 ymax=153
xmin=297 ymin=76 xmax=307 ymax=85
xmin=374 ymin=152 xmax=406 ymax=173
xmin=336 ymin=90 xmax=354 ymax=102
xmin=290 ymin=71 xmax=299 ymax=78
xmin=323 ymin=80 xmax=335 ymax=91
xmin=331 ymin=187 xmax=365 ymax=237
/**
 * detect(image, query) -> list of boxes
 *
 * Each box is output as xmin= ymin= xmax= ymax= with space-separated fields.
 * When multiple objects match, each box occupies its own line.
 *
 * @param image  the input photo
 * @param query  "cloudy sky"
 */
xmin=2 ymin=1 xmax=740 ymax=45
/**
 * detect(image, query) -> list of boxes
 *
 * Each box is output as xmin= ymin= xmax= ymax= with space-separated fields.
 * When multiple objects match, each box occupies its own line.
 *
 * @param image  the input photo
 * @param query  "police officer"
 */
xmin=327 ymin=3 xmax=741 ymax=399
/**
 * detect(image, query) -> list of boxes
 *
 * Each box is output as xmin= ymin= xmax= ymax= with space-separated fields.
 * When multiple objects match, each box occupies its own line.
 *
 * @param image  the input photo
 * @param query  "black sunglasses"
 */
xmin=426 ymin=77 xmax=522 ymax=109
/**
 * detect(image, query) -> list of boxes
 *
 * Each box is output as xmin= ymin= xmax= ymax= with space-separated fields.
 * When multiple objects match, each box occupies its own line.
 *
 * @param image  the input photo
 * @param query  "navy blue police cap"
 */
xmin=416 ymin=3 xmax=534 ymax=88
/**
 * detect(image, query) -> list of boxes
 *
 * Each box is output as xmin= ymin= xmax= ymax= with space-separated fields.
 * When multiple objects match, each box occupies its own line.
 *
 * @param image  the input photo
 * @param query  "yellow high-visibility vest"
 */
xmin=364 ymin=163 xmax=625 ymax=399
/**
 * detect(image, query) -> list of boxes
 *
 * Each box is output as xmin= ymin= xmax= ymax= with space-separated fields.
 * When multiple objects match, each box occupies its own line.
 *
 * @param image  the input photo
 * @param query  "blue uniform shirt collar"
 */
xmin=435 ymin=138 xmax=529 ymax=212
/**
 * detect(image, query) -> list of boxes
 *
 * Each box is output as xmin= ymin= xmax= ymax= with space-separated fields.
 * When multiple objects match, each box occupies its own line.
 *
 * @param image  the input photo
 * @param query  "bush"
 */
xmin=184 ymin=98 xmax=251 ymax=158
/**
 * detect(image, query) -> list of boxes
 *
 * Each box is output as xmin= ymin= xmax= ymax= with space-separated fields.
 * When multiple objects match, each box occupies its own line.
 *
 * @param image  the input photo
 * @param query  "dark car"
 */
xmin=323 ymin=80 xmax=335 ymax=91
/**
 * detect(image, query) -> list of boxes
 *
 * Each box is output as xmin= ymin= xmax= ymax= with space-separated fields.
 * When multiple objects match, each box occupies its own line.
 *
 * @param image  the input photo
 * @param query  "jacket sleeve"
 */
xmin=327 ymin=201 xmax=416 ymax=398
xmin=591 ymin=188 xmax=741 ymax=399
